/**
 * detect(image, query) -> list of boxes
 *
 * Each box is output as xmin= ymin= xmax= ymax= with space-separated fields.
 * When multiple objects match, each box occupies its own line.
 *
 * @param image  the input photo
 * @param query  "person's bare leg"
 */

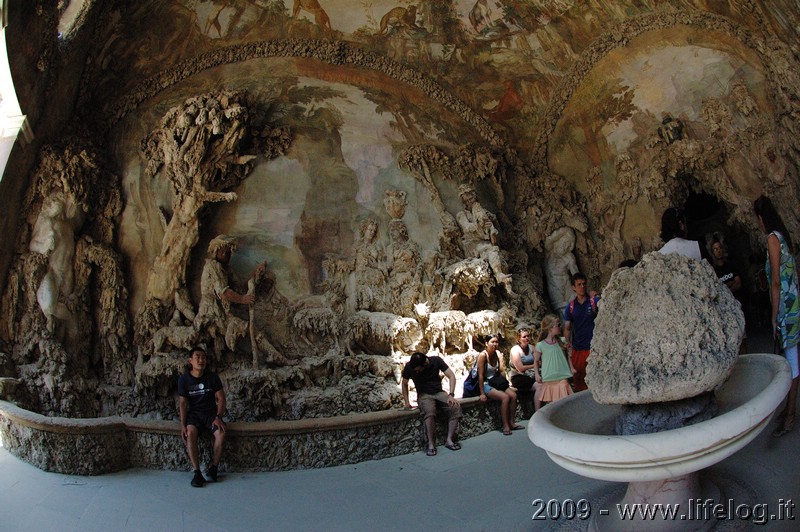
xmin=785 ymin=378 xmax=798 ymax=424
xmin=487 ymin=388 xmax=511 ymax=432
xmin=774 ymin=378 xmax=798 ymax=437
xmin=185 ymin=426 xmax=201 ymax=470
xmin=533 ymin=382 xmax=542 ymax=411
xmin=446 ymin=418 xmax=458 ymax=447
xmin=212 ymin=429 xmax=226 ymax=466
xmin=506 ymin=388 xmax=519 ymax=427
xmin=424 ymin=415 xmax=436 ymax=451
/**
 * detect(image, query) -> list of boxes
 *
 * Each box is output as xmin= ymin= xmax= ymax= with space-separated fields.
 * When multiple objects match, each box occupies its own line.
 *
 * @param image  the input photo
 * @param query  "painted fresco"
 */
xmin=550 ymin=26 xmax=769 ymax=193
xmin=89 ymin=1 xmax=647 ymax=151
xmin=117 ymin=56 xmax=482 ymax=310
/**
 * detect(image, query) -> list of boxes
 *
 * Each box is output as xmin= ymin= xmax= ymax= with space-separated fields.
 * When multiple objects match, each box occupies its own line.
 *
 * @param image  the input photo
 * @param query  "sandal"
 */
xmin=444 ymin=442 xmax=461 ymax=451
xmin=502 ymin=428 xmax=512 ymax=436
xmin=773 ymin=414 xmax=795 ymax=437
xmin=511 ymin=424 xmax=524 ymax=431
xmin=426 ymin=447 xmax=437 ymax=456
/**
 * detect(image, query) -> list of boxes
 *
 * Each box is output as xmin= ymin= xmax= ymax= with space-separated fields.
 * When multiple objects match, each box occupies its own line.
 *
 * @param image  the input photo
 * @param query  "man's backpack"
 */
xmin=569 ymin=296 xmax=597 ymax=316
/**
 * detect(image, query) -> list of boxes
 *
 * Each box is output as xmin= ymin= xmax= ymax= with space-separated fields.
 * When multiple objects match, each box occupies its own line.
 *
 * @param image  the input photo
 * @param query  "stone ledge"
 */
xmin=0 ymin=397 xmax=517 ymax=475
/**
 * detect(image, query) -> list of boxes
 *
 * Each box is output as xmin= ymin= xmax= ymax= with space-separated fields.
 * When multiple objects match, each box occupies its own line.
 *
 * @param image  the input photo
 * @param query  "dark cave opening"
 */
xmin=682 ymin=191 xmax=769 ymax=334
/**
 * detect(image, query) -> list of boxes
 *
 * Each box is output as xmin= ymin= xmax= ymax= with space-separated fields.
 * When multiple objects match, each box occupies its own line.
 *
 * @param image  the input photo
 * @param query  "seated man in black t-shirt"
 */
xmin=178 ymin=347 xmax=227 ymax=487
xmin=401 ymin=352 xmax=463 ymax=456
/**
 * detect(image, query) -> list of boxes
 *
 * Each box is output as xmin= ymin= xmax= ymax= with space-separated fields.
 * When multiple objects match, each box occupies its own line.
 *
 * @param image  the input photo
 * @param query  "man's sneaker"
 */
xmin=191 ymin=470 xmax=205 ymax=487
xmin=206 ymin=464 xmax=218 ymax=482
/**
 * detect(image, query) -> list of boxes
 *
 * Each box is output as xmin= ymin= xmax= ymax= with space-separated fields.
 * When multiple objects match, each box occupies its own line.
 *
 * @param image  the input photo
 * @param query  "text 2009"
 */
xmin=531 ymin=499 xmax=591 ymax=520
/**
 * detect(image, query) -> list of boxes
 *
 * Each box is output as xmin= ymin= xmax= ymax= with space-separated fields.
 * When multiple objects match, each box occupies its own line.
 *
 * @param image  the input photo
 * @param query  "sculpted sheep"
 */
xmin=152 ymin=324 xmax=201 ymax=353
xmin=464 ymin=305 xmax=517 ymax=351
xmin=292 ymin=295 xmax=340 ymax=348
xmin=413 ymin=302 xmax=471 ymax=354
xmin=344 ymin=310 xmax=422 ymax=356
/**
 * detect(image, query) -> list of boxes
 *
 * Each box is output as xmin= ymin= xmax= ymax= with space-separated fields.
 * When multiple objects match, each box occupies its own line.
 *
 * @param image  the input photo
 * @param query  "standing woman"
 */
xmin=477 ymin=333 xmax=522 ymax=435
xmin=754 ymin=195 xmax=799 ymax=436
xmin=658 ymin=207 xmax=702 ymax=260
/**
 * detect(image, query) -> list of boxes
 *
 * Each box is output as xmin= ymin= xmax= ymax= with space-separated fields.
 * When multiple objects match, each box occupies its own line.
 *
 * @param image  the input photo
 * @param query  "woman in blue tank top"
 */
xmin=755 ymin=195 xmax=799 ymax=437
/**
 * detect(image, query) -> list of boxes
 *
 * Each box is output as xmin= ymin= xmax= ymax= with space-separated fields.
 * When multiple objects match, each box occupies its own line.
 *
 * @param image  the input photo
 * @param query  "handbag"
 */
xmin=487 ymin=373 xmax=510 ymax=391
xmin=463 ymin=362 xmax=480 ymax=397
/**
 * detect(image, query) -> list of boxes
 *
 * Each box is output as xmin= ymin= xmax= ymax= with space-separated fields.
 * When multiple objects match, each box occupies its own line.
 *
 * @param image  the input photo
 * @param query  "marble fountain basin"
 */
xmin=528 ymin=353 xmax=791 ymax=483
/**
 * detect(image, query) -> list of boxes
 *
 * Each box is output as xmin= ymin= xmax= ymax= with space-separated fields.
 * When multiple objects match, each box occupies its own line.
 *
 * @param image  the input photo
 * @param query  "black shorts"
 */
xmin=511 ymin=374 xmax=536 ymax=392
xmin=186 ymin=410 xmax=220 ymax=434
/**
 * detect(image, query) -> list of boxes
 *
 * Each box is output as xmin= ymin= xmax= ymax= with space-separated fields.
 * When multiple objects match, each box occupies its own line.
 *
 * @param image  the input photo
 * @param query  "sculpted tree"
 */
xmin=142 ymin=91 xmax=246 ymax=301
xmin=140 ymin=90 xmax=290 ymax=303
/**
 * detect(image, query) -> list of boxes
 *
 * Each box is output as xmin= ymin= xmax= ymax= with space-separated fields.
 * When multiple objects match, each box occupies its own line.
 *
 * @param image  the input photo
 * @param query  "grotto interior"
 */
xmin=0 ymin=0 xmax=799 ymax=472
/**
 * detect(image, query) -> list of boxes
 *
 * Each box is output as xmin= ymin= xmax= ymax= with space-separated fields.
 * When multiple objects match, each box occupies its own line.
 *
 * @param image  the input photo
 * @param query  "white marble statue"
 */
xmin=544 ymin=226 xmax=579 ymax=314
xmin=29 ymin=193 xmax=84 ymax=337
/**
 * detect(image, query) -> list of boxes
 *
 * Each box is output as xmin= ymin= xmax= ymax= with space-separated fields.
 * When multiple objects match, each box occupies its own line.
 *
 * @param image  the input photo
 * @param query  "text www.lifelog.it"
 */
xmin=531 ymin=498 xmax=796 ymax=524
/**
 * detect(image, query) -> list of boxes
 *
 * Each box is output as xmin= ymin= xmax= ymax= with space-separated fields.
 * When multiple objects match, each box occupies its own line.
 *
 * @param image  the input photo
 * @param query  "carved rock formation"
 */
xmin=586 ymin=252 xmax=745 ymax=404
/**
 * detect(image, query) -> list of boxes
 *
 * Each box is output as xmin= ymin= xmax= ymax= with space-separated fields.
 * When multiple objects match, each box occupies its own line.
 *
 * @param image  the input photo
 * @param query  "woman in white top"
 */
xmin=477 ymin=333 xmax=522 ymax=435
xmin=658 ymin=207 xmax=702 ymax=260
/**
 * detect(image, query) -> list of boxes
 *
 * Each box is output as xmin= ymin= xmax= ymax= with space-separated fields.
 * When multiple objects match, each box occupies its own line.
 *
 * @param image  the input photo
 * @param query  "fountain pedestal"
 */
xmin=529 ymin=354 xmax=791 ymax=530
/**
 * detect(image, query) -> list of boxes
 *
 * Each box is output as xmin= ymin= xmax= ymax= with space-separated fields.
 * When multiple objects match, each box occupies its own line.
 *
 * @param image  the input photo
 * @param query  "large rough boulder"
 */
xmin=586 ymin=252 xmax=745 ymax=404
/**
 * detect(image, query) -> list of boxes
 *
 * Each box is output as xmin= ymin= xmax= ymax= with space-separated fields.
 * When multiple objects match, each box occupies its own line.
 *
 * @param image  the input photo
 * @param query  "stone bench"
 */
xmin=0 ymin=397 xmax=532 ymax=475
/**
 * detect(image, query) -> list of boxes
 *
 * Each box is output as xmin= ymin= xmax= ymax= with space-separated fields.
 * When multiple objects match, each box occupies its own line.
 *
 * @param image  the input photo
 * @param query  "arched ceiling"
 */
xmin=72 ymin=1 xmax=800 ymax=161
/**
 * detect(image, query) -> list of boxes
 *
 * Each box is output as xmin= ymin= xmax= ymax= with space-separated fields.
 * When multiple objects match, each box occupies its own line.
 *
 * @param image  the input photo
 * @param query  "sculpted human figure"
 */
xmin=469 ymin=0 xmax=493 ymax=33
xmin=194 ymin=235 xmax=264 ymax=352
xmin=456 ymin=184 xmax=513 ymax=295
xmin=388 ymin=220 xmax=421 ymax=315
xmin=658 ymin=115 xmax=684 ymax=145
xmin=352 ymin=218 xmax=388 ymax=312
xmin=29 ymin=193 xmax=83 ymax=337
xmin=544 ymin=227 xmax=579 ymax=314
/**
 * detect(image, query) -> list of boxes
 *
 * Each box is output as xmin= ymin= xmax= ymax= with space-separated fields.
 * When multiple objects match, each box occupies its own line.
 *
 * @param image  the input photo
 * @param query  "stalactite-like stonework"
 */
xmin=4 ymin=2 xmax=800 ymax=429
xmin=0 ymin=140 xmax=131 ymax=415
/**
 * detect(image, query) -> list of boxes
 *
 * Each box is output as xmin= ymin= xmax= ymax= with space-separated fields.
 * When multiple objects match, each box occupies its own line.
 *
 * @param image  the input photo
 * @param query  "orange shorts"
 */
xmin=571 ymin=349 xmax=590 ymax=392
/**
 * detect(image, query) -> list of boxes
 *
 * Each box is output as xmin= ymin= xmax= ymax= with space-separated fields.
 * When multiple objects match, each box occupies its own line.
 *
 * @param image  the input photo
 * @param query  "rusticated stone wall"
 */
xmin=0 ymin=397 xmax=522 ymax=474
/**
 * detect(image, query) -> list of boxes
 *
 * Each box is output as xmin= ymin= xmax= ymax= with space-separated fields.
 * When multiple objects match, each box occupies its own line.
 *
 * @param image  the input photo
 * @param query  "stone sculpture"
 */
xmin=141 ymin=91 xmax=256 ymax=303
xmin=345 ymin=310 xmax=422 ymax=357
xmin=387 ymin=220 xmax=422 ymax=316
xmin=194 ymin=235 xmax=265 ymax=353
xmin=657 ymin=115 xmax=684 ymax=145
xmin=413 ymin=302 xmax=469 ymax=354
xmin=28 ymin=193 xmax=82 ymax=338
xmin=544 ymin=226 xmax=579 ymax=314
xmin=352 ymin=217 xmax=388 ymax=312
xmin=455 ymin=184 xmax=514 ymax=295
xmin=464 ymin=305 xmax=516 ymax=351
xmin=587 ymin=252 xmax=745 ymax=405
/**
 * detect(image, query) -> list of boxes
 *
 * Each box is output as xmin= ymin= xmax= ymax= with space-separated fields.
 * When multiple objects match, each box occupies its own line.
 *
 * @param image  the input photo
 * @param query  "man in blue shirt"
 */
xmin=564 ymin=273 xmax=599 ymax=392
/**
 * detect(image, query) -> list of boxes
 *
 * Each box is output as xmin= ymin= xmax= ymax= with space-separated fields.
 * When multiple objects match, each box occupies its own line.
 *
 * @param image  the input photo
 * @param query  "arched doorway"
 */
xmin=683 ymin=190 xmax=769 ymax=336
